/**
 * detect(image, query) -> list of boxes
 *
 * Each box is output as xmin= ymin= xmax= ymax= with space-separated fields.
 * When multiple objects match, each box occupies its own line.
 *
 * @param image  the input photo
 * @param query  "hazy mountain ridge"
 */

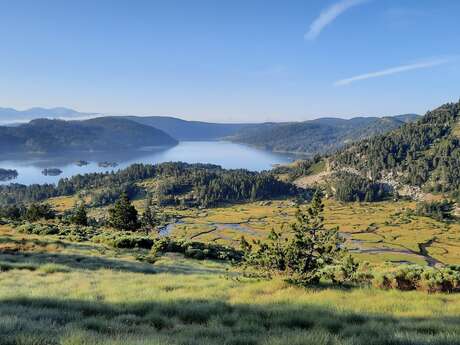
xmin=0 ymin=106 xmax=421 ymax=157
xmin=0 ymin=107 xmax=98 ymax=124
xmin=227 ymin=114 xmax=421 ymax=155
xmin=124 ymin=116 xmax=256 ymax=141
xmin=0 ymin=117 xmax=177 ymax=153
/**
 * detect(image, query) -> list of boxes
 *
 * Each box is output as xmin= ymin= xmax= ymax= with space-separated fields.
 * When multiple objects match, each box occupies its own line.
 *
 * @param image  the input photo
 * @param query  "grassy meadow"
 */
xmin=50 ymin=193 xmax=460 ymax=266
xmin=4 ymin=194 xmax=460 ymax=344
xmin=90 ymin=197 xmax=460 ymax=267
xmin=1 ymin=225 xmax=460 ymax=345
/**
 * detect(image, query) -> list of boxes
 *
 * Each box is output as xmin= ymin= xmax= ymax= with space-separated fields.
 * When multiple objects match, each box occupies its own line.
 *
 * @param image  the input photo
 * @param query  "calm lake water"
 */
xmin=0 ymin=141 xmax=300 ymax=185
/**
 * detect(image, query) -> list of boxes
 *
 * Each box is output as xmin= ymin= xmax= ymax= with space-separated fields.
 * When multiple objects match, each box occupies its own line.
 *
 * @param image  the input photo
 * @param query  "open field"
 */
xmin=1 ymin=225 xmax=460 ymax=345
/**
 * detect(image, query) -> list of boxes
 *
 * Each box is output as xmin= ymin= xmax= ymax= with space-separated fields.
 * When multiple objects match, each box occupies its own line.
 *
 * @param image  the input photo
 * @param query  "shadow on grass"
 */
xmin=0 ymin=235 xmax=101 ymax=252
xmin=0 ymin=235 xmax=230 ymax=276
xmin=0 ymin=233 xmax=159 ymax=274
xmin=0 ymin=250 xmax=233 ymax=276
xmin=1 ymin=296 xmax=460 ymax=345
xmin=0 ymin=250 xmax=156 ymax=274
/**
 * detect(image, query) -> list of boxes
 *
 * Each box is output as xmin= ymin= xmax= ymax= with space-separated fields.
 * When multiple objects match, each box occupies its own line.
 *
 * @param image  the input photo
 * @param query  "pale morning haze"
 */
xmin=0 ymin=0 xmax=459 ymax=122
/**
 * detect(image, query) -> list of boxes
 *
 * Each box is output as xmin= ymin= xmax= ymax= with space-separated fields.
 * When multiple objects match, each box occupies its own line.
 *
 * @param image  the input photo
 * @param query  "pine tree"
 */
xmin=70 ymin=201 xmax=88 ymax=226
xmin=141 ymin=195 xmax=158 ymax=230
xmin=108 ymin=193 xmax=139 ymax=231
xmin=284 ymin=191 xmax=345 ymax=284
xmin=242 ymin=191 xmax=348 ymax=285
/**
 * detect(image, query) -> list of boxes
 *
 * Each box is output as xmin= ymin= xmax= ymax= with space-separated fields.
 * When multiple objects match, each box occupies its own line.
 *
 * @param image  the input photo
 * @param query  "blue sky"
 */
xmin=0 ymin=0 xmax=459 ymax=122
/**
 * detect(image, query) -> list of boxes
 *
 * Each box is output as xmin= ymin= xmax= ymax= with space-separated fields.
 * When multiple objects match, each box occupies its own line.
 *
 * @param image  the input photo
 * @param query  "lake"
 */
xmin=0 ymin=141 xmax=300 ymax=185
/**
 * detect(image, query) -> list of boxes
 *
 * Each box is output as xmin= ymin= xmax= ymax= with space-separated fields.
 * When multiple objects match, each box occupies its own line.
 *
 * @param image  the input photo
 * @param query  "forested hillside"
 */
xmin=229 ymin=114 xmax=420 ymax=155
xmin=0 ymin=117 xmax=177 ymax=153
xmin=332 ymin=101 xmax=460 ymax=193
xmin=125 ymin=116 xmax=255 ymax=141
xmin=0 ymin=162 xmax=302 ymax=207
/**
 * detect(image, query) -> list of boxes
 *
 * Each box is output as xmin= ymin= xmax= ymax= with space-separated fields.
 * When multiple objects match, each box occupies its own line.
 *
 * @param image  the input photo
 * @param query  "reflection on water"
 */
xmin=0 ymin=141 xmax=300 ymax=186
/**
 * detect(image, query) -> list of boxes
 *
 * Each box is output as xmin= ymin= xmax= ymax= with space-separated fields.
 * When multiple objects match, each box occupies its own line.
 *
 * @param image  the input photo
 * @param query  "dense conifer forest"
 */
xmin=0 ymin=162 xmax=302 ymax=207
xmin=332 ymin=101 xmax=460 ymax=194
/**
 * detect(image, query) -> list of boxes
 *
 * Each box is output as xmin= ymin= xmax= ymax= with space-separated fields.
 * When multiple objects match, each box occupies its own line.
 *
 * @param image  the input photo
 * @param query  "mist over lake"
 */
xmin=0 ymin=141 xmax=298 ymax=185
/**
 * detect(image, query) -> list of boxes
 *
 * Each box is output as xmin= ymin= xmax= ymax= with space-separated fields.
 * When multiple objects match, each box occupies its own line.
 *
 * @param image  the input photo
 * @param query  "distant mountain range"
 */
xmin=0 ymin=107 xmax=97 ymax=124
xmin=124 ymin=116 xmax=254 ymax=141
xmin=0 ymin=117 xmax=177 ymax=153
xmin=0 ymin=106 xmax=420 ymax=155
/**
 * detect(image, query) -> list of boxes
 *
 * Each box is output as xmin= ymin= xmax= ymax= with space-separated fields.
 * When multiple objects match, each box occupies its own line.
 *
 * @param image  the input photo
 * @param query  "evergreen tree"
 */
xmin=284 ymin=192 xmax=345 ymax=284
xmin=108 ymin=193 xmax=139 ymax=231
xmin=242 ymin=192 xmax=349 ymax=285
xmin=0 ymin=204 xmax=23 ymax=220
xmin=25 ymin=203 xmax=55 ymax=222
xmin=70 ymin=201 xmax=88 ymax=226
xmin=141 ymin=195 xmax=158 ymax=230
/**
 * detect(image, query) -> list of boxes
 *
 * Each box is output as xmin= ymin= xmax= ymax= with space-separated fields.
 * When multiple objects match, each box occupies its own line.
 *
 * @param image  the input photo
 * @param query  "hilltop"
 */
xmin=228 ymin=114 xmax=420 ymax=155
xmin=330 ymin=101 xmax=460 ymax=194
xmin=282 ymin=100 xmax=460 ymax=202
xmin=125 ymin=116 xmax=254 ymax=141
xmin=0 ymin=117 xmax=177 ymax=153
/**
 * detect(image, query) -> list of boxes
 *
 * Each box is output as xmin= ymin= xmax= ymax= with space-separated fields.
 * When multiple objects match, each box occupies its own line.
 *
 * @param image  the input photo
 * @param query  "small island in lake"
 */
xmin=75 ymin=160 xmax=89 ymax=167
xmin=42 ymin=168 xmax=63 ymax=176
xmin=98 ymin=161 xmax=118 ymax=168
xmin=0 ymin=168 xmax=18 ymax=181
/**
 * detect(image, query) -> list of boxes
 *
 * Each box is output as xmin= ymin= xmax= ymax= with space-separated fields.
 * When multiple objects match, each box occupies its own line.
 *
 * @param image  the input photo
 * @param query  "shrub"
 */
xmin=0 ymin=204 xmax=25 ymax=220
xmin=17 ymin=222 xmax=60 ymax=235
xmin=15 ymin=222 xmax=100 ymax=242
xmin=25 ymin=203 xmax=55 ymax=221
xmin=415 ymin=200 xmax=454 ymax=221
xmin=152 ymin=237 xmax=242 ymax=261
xmin=92 ymin=232 xmax=155 ymax=249
xmin=373 ymin=265 xmax=460 ymax=293
xmin=112 ymin=236 xmax=154 ymax=249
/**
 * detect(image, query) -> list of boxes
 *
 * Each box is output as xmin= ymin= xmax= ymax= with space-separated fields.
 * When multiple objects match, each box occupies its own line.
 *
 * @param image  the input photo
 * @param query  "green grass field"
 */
xmin=45 ymin=195 xmax=460 ymax=266
xmin=1 ymin=225 xmax=460 ymax=345
xmin=5 ymin=195 xmax=460 ymax=344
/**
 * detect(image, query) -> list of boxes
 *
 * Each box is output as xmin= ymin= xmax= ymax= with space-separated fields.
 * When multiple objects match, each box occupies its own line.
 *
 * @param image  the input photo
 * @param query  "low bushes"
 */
xmin=415 ymin=200 xmax=454 ymax=221
xmin=373 ymin=265 xmax=460 ymax=293
xmin=152 ymin=237 xmax=243 ymax=261
xmin=93 ymin=233 xmax=154 ymax=249
xmin=16 ymin=222 xmax=100 ymax=241
xmin=16 ymin=222 xmax=60 ymax=236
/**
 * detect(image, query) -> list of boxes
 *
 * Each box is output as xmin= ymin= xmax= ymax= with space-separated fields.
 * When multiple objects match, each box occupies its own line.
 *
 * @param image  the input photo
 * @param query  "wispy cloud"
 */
xmin=334 ymin=58 xmax=453 ymax=86
xmin=305 ymin=0 xmax=368 ymax=40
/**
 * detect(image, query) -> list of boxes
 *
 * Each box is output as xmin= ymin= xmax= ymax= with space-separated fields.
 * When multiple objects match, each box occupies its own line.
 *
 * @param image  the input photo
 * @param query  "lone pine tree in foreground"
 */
xmin=241 ymin=191 xmax=350 ymax=285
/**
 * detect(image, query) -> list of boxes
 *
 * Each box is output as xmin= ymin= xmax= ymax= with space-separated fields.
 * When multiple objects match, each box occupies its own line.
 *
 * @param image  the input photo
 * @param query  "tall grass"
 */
xmin=1 ymin=253 xmax=460 ymax=345
xmin=1 ymin=225 xmax=460 ymax=344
